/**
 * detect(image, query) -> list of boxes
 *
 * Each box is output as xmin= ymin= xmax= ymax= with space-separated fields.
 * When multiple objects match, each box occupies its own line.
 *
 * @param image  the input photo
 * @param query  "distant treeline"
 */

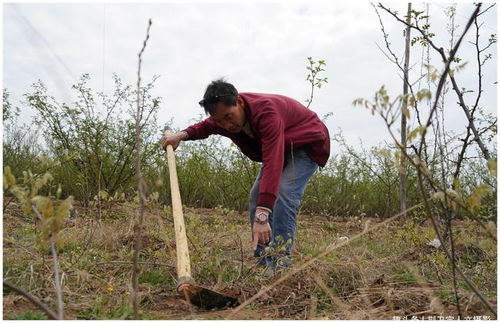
xmin=3 ymin=75 xmax=496 ymax=220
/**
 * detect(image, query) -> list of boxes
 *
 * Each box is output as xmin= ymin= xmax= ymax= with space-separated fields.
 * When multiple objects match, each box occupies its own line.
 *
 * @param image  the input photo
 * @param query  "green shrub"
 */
xmin=23 ymin=74 xmax=161 ymax=204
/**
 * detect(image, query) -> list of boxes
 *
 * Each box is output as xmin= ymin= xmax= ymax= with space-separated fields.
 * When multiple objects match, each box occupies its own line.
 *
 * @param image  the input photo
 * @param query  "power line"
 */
xmin=12 ymin=4 xmax=77 ymax=83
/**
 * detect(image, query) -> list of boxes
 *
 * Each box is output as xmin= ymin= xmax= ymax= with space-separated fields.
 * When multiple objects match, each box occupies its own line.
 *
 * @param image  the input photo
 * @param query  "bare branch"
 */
xmin=415 ymin=164 xmax=497 ymax=318
xmin=372 ymin=3 xmax=403 ymax=67
xmin=477 ymin=3 xmax=496 ymax=17
xmin=3 ymin=280 xmax=58 ymax=320
xmin=131 ymin=18 xmax=152 ymax=320
xmin=376 ymin=92 xmax=497 ymax=316
xmin=379 ymin=3 xmax=492 ymax=161
xmin=416 ymin=4 xmax=481 ymax=154
xmin=31 ymin=205 xmax=64 ymax=320
xmin=378 ymin=3 xmax=445 ymax=58
xmin=378 ymin=105 xmax=495 ymax=240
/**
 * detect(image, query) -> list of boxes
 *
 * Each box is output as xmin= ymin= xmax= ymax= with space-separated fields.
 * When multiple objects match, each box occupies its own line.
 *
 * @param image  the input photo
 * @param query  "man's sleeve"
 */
xmin=256 ymin=110 xmax=285 ymax=211
xmin=182 ymin=118 xmax=220 ymax=140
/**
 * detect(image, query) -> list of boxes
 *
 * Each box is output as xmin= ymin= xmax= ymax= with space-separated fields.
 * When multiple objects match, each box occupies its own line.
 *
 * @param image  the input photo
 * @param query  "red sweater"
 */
xmin=183 ymin=92 xmax=330 ymax=210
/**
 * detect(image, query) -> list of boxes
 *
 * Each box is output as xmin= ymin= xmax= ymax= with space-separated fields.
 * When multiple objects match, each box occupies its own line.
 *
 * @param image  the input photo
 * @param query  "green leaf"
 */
xmin=56 ymin=184 xmax=62 ymax=199
xmin=407 ymin=126 xmax=426 ymax=142
xmin=466 ymin=184 xmax=491 ymax=210
xmin=31 ymin=173 xmax=53 ymax=198
xmin=402 ymin=107 xmax=410 ymax=119
xmin=432 ymin=191 xmax=445 ymax=202
xmin=416 ymin=89 xmax=432 ymax=102
xmin=3 ymin=166 xmax=16 ymax=190
xmin=32 ymin=196 xmax=53 ymax=219
xmin=445 ymin=189 xmax=459 ymax=200
xmin=487 ymin=159 xmax=497 ymax=177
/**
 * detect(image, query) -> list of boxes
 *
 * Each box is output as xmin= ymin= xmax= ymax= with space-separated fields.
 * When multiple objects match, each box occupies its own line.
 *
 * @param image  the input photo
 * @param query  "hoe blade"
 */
xmin=180 ymin=284 xmax=239 ymax=310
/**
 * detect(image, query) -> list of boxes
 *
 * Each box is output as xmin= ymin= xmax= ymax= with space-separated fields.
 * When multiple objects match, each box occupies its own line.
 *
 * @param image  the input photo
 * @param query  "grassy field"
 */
xmin=3 ymin=201 xmax=497 ymax=320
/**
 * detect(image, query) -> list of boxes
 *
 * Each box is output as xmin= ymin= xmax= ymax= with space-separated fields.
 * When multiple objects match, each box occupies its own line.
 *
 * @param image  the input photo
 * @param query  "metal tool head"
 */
xmin=163 ymin=125 xmax=173 ymax=136
xmin=179 ymin=283 xmax=239 ymax=310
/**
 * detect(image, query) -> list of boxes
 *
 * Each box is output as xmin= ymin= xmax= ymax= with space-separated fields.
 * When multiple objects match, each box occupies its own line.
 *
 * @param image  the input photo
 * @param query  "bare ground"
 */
xmin=3 ymin=201 xmax=497 ymax=320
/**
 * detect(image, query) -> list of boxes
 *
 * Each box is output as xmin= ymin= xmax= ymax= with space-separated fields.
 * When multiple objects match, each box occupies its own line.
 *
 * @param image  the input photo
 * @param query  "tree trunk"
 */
xmin=400 ymin=3 xmax=411 ymax=213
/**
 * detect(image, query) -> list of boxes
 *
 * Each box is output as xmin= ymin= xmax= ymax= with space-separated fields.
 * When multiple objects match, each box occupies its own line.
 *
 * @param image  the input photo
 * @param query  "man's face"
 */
xmin=210 ymin=96 xmax=246 ymax=133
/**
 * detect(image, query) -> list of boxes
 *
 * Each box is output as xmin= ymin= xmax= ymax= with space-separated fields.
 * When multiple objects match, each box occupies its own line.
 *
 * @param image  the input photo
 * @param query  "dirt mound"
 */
xmin=118 ymin=233 xmax=168 ymax=251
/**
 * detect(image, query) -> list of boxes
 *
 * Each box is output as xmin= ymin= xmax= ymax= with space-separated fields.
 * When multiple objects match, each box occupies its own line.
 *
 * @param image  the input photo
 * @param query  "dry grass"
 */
xmin=3 ymin=202 xmax=497 ymax=320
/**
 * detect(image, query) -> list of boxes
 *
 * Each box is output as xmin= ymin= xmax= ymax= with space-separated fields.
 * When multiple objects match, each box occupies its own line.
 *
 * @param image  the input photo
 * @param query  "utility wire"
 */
xmin=12 ymin=4 xmax=77 ymax=83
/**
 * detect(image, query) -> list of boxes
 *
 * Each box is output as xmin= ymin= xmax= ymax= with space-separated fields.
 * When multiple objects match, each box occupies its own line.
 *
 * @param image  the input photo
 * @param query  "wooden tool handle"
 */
xmin=164 ymin=130 xmax=192 ymax=283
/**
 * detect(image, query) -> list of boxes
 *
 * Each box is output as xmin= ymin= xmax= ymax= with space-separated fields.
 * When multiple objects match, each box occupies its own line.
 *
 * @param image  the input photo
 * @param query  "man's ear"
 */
xmin=236 ymin=95 xmax=244 ymax=107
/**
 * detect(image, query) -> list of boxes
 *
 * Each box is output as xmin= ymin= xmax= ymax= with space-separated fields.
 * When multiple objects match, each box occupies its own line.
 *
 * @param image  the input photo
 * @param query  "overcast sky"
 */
xmin=2 ymin=1 xmax=497 ymax=154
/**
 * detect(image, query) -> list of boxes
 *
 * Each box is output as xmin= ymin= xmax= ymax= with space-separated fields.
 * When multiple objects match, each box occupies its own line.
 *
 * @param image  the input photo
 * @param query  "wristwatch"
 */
xmin=255 ymin=211 xmax=269 ymax=224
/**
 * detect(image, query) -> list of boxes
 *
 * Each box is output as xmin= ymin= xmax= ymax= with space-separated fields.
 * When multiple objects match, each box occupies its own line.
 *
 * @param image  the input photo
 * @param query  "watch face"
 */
xmin=256 ymin=212 xmax=267 ymax=222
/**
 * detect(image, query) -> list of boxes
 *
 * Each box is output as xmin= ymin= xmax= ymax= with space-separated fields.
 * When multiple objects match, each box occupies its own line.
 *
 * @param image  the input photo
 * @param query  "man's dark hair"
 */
xmin=198 ymin=79 xmax=238 ymax=115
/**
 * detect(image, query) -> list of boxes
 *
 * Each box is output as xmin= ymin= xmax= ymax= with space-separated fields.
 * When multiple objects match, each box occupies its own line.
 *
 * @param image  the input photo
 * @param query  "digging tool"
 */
xmin=163 ymin=126 xmax=239 ymax=310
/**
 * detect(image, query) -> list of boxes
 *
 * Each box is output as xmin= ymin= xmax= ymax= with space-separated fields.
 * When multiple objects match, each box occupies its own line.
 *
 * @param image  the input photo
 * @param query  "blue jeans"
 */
xmin=249 ymin=148 xmax=318 ymax=267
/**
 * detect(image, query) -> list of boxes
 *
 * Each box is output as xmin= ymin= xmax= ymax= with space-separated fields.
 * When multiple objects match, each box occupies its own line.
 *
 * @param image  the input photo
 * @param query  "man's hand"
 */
xmin=162 ymin=131 xmax=188 ymax=151
xmin=252 ymin=208 xmax=272 ymax=250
